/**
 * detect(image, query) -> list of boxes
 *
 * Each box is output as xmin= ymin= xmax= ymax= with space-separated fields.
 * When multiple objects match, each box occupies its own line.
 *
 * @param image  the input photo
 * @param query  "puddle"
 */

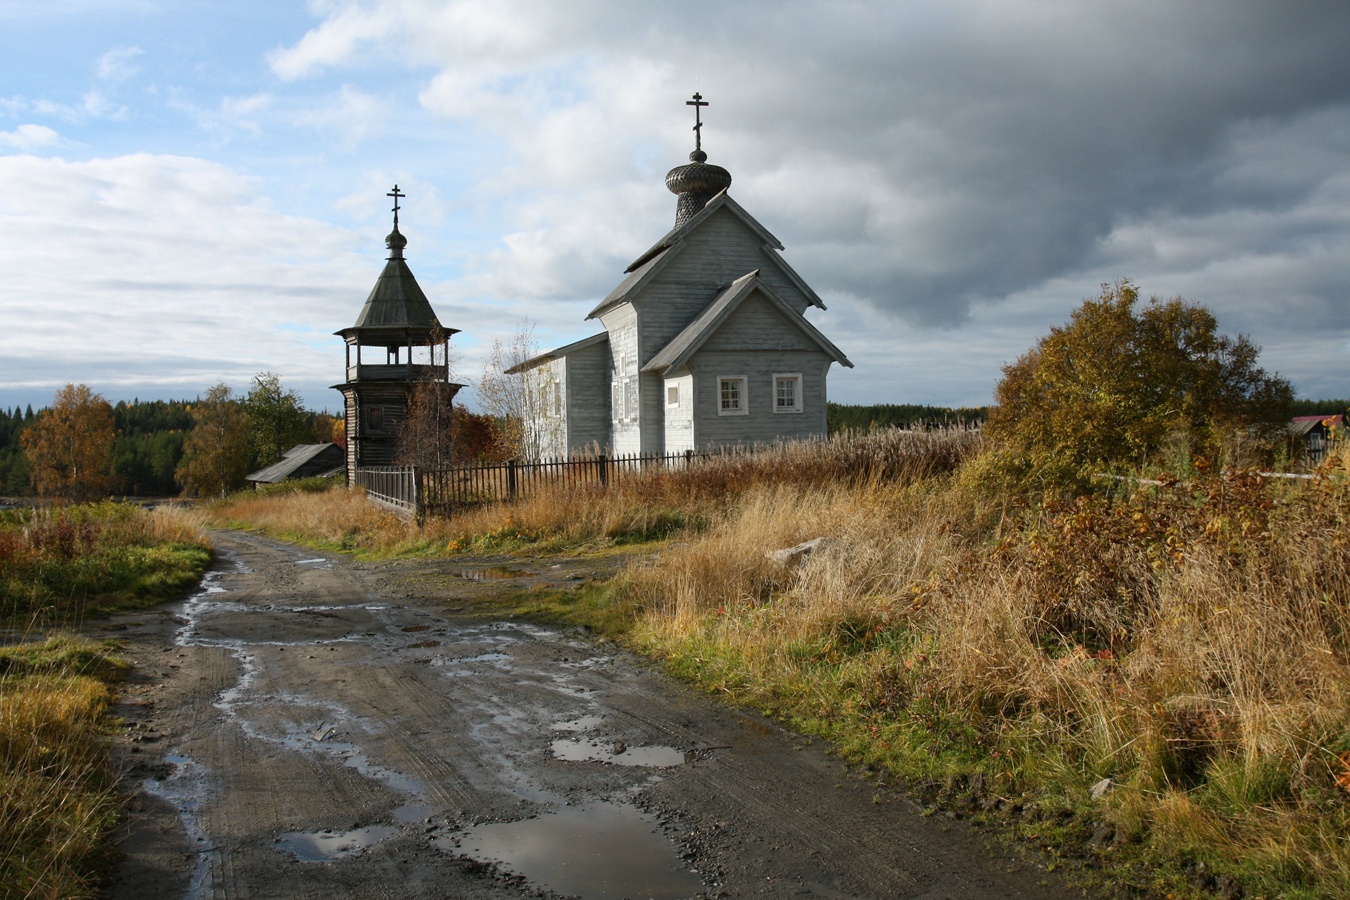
xmin=277 ymin=825 xmax=399 ymax=861
xmin=552 ymin=738 xmax=686 ymax=768
xmin=437 ymin=801 xmax=702 ymax=900
xmin=406 ymin=640 xmax=441 ymax=649
xmin=295 ymin=558 xmax=332 ymax=568
xmin=401 ymin=624 xmax=432 ymax=633
xmin=453 ymin=567 xmax=533 ymax=582
xmin=140 ymin=754 xmax=214 ymax=899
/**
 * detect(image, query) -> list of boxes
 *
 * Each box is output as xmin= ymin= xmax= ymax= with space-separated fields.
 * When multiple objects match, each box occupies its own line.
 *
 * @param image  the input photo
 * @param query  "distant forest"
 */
xmin=827 ymin=403 xmax=989 ymax=432
xmin=0 ymin=398 xmax=332 ymax=498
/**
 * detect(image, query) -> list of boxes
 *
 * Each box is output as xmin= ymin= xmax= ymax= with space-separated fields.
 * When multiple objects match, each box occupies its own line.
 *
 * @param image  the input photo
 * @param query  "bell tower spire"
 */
xmin=332 ymin=187 xmax=463 ymax=482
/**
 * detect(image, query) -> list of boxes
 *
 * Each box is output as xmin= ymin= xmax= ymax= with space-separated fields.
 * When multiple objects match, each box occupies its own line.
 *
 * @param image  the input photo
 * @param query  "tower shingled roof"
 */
xmin=345 ymin=186 xmax=446 ymax=337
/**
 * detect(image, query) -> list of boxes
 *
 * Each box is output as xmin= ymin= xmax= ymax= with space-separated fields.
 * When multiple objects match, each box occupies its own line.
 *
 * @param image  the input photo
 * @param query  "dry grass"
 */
xmin=0 ymin=502 xmax=212 ymax=625
xmin=0 ymin=636 xmax=129 ymax=899
xmin=623 ymin=467 xmax=1350 ymax=896
xmin=213 ymin=427 xmax=982 ymax=556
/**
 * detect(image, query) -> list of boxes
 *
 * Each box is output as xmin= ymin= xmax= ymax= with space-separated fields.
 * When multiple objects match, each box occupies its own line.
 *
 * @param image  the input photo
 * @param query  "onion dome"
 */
xmin=666 ymin=93 xmax=732 ymax=228
xmin=385 ymin=223 xmax=408 ymax=259
xmin=666 ymin=148 xmax=732 ymax=229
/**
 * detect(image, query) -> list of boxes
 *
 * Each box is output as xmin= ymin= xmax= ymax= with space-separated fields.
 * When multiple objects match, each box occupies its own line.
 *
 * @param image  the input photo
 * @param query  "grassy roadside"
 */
xmin=213 ymin=432 xmax=1350 ymax=898
xmin=0 ymin=636 xmax=133 ymax=900
xmin=1 ymin=502 xmax=212 ymax=627
xmin=0 ymin=502 xmax=212 ymax=899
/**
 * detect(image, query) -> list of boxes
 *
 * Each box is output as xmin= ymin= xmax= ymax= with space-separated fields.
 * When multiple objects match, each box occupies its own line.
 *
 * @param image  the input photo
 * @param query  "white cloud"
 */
xmin=0 ymin=154 xmax=370 ymax=407
xmin=294 ymin=84 xmax=382 ymax=145
xmin=0 ymin=123 xmax=61 ymax=151
xmin=172 ymin=92 xmax=273 ymax=138
xmin=96 ymin=45 xmax=143 ymax=82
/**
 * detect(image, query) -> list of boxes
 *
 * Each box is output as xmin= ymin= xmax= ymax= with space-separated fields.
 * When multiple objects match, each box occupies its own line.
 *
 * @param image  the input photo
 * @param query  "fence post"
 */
xmin=598 ymin=452 xmax=608 ymax=488
xmin=685 ymin=448 xmax=693 ymax=468
xmin=507 ymin=459 xmax=518 ymax=501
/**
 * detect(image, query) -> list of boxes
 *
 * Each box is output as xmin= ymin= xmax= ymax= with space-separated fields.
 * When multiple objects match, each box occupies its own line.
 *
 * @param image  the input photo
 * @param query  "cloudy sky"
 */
xmin=2 ymin=0 xmax=1348 ymax=414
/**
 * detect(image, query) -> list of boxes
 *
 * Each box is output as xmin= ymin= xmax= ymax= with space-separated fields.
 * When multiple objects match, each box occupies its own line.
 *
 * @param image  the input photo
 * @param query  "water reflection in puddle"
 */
xmin=552 ymin=738 xmax=686 ymax=768
xmin=277 ymin=825 xmax=399 ymax=861
xmin=437 ymin=802 xmax=702 ymax=900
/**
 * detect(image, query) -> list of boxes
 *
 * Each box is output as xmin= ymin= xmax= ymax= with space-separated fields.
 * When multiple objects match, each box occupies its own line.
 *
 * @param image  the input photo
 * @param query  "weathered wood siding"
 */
xmin=523 ymin=359 xmax=568 ymax=460
xmin=636 ymin=207 xmax=818 ymax=362
xmin=563 ymin=338 xmax=612 ymax=454
xmin=662 ymin=371 xmax=695 ymax=454
xmin=599 ymin=306 xmax=642 ymax=455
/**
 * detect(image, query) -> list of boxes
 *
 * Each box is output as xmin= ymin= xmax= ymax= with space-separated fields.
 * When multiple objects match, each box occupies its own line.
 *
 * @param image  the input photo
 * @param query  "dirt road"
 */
xmin=101 ymin=530 xmax=1081 ymax=899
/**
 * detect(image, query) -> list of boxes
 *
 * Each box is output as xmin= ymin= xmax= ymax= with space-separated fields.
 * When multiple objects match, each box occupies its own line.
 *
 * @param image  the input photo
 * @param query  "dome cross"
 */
xmin=686 ymin=92 xmax=709 ymax=152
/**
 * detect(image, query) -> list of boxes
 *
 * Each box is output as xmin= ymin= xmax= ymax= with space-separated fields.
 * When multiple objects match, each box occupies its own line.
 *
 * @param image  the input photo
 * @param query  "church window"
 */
xmin=718 ymin=377 xmax=748 ymax=416
xmin=366 ymin=405 xmax=383 ymax=431
xmin=667 ymin=384 xmax=680 ymax=408
xmin=774 ymin=374 xmax=803 ymax=413
xmin=624 ymin=378 xmax=638 ymax=421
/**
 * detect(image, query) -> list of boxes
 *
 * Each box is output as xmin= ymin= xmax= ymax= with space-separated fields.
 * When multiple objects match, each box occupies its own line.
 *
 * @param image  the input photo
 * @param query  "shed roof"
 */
xmin=505 ymin=332 xmax=610 ymax=374
xmin=245 ymin=443 xmax=345 ymax=485
xmin=1290 ymin=414 xmax=1345 ymax=436
xmin=642 ymin=270 xmax=852 ymax=377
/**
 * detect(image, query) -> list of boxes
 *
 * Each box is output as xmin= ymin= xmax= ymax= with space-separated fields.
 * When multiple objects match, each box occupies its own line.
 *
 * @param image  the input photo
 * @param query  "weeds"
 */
xmin=0 ymin=502 xmax=211 ymax=625
xmin=0 ymin=636 xmax=128 ymax=899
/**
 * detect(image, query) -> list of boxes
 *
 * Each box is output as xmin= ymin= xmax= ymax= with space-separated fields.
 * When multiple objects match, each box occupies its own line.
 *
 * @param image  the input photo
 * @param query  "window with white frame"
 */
xmin=773 ymin=373 xmax=803 ymax=413
xmin=624 ymin=378 xmax=638 ymax=421
xmin=611 ymin=381 xmax=622 ymax=422
xmin=552 ymin=381 xmax=562 ymax=418
xmin=718 ymin=376 xmax=748 ymax=415
xmin=666 ymin=384 xmax=679 ymax=408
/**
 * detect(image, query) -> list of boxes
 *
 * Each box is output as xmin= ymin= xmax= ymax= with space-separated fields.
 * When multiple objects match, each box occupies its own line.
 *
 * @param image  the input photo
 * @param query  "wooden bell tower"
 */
xmin=333 ymin=187 xmax=461 ymax=484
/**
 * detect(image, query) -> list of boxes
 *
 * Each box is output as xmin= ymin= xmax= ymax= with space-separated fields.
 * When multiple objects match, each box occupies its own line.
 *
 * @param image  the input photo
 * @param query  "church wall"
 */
xmin=687 ymin=349 xmax=832 ymax=449
xmin=699 ymin=293 xmax=819 ymax=354
xmin=599 ymin=305 xmax=643 ymax=455
xmin=563 ymin=340 xmax=612 ymax=455
xmin=523 ymin=359 xmax=567 ymax=461
xmin=635 ymin=208 xmax=817 ymax=362
xmin=662 ymin=371 xmax=696 ymax=454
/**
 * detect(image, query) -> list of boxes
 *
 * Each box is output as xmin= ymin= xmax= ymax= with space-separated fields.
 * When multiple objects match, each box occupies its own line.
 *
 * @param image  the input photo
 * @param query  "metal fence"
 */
xmin=355 ymin=450 xmax=702 ymax=519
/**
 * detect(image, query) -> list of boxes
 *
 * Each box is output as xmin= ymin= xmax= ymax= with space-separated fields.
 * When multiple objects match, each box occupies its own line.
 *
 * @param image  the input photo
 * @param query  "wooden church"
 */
xmin=510 ymin=95 xmax=852 ymax=459
xmin=333 ymin=188 xmax=462 ymax=483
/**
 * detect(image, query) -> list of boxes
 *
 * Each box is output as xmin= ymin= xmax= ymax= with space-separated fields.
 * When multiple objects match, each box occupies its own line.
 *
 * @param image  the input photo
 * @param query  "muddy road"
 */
xmin=101 ymin=530 xmax=1080 ymax=900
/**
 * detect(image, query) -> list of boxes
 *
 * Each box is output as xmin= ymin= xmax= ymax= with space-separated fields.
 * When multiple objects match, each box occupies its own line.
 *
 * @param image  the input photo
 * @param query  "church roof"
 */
xmin=642 ymin=270 xmax=852 ymax=377
xmin=585 ymin=192 xmax=824 ymax=321
xmin=505 ymin=332 xmax=610 ymax=374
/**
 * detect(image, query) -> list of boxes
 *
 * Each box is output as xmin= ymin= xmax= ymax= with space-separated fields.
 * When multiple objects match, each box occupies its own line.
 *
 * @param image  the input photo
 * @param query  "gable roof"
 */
xmin=641 ymin=270 xmax=852 ymax=377
xmin=505 ymin=332 xmax=610 ymax=374
xmin=586 ymin=192 xmax=825 ymax=321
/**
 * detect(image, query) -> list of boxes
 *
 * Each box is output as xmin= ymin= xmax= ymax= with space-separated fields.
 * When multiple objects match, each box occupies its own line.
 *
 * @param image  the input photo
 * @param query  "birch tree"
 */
xmin=20 ymin=383 xmax=116 ymax=502
xmin=477 ymin=320 xmax=561 ymax=462
xmin=176 ymin=384 xmax=251 ymax=498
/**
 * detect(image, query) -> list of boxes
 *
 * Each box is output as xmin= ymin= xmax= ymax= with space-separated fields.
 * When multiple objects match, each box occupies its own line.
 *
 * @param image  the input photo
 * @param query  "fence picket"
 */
xmin=355 ymin=449 xmax=709 ymax=518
